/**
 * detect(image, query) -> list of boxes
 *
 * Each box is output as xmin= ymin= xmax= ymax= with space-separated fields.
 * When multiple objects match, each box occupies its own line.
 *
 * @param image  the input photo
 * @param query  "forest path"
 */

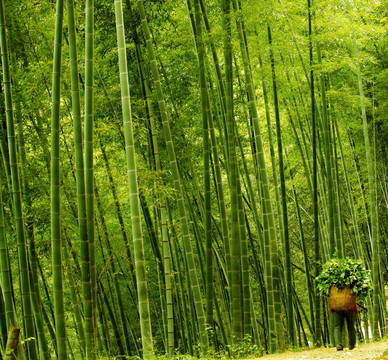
xmin=249 ymin=340 xmax=388 ymax=360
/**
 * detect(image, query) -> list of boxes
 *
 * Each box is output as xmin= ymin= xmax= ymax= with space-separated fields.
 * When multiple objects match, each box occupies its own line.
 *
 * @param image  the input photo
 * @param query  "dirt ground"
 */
xmin=246 ymin=341 xmax=388 ymax=360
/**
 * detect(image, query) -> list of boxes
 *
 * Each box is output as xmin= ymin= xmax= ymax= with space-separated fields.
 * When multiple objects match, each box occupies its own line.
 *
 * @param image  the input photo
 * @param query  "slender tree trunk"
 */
xmin=267 ymin=25 xmax=294 ymax=347
xmin=98 ymin=279 xmax=126 ymax=356
xmin=114 ymin=0 xmax=154 ymax=357
xmin=0 ymin=2 xmax=38 ymax=358
xmin=63 ymin=244 xmax=85 ymax=358
xmin=231 ymin=3 xmax=282 ymax=352
xmin=50 ymin=0 xmax=67 ymax=358
xmin=94 ymin=183 xmax=132 ymax=356
xmin=308 ymin=0 xmax=321 ymax=346
xmin=0 ymin=167 xmax=20 ymax=355
xmin=221 ymin=0 xmax=243 ymax=345
xmin=137 ymin=0 xmax=209 ymax=353
xmin=98 ymin=135 xmax=137 ymax=290
xmin=191 ymin=0 xmax=213 ymax=338
xmin=351 ymin=22 xmax=380 ymax=340
xmin=125 ymin=7 xmax=175 ymax=353
xmin=84 ymin=0 xmax=97 ymax=356
xmin=66 ymin=0 xmax=96 ymax=357
xmin=8 ymin=46 xmax=51 ymax=359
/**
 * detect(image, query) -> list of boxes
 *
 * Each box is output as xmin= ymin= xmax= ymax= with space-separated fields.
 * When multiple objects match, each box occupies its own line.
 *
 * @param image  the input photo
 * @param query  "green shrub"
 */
xmin=316 ymin=257 xmax=373 ymax=301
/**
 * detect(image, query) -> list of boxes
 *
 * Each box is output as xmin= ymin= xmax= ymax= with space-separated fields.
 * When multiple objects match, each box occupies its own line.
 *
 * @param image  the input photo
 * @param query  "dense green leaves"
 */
xmin=316 ymin=258 xmax=373 ymax=300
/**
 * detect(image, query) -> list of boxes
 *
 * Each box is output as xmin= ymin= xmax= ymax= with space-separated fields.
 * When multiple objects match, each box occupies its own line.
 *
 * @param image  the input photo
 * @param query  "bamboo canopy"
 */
xmin=0 ymin=0 xmax=386 ymax=359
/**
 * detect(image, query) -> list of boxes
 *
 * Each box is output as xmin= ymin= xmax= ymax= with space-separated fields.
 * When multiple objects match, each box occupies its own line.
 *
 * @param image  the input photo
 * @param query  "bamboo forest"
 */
xmin=0 ymin=0 xmax=387 ymax=358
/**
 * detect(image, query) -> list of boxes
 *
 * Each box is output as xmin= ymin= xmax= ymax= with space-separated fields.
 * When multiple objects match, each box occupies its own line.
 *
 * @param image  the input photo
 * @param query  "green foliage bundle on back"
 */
xmin=316 ymin=257 xmax=373 ymax=301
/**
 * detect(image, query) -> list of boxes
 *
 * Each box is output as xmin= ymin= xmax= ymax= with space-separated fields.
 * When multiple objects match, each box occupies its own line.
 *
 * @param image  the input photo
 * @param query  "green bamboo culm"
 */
xmin=67 ymin=0 xmax=88 ymax=355
xmin=221 ymin=0 xmax=243 ymax=345
xmin=50 ymin=0 xmax=67 ymax=358
xmin=192 ymin=0 xmax=213 ymax=337
xmin=227 ymin=0 xmax=280 ymax=350
xmin=97 ymin=139 xmax=134 ymax=357
xmin=307 ymin=0 xmax=321 ymax=345
xmin=351 ymin=19 xmax=380 ymax=340
xmin=0 ymin=173 xmax=16 ymax=327
xmin=84 ymin=0 xmax=97 ymax=357
xmin=316 ymin=47 xmax=336 ymax=258
xmin=343 ymin=0 xmax=380 ymax=339
xmin=199 ymin=0 xmax=231 ymax=274
xmin=63 ymin=244 xmax=86 ymax=358
xmin=127 ymin=1 xmax=174 ymax=353
xmin=114 ymin=0 xmax=154 ymax=357
xmin=0 ymin=1 xmax=38 ymax=359
xmin=137 ymin=0 xmax=209 ymax=353
xmin=267 ymin=24 xmax=295 ymax=347
xmin=10 ymin=49 xmax=50 ymax=360
xmin=0 ymin=169 xmax=26 ymax=360
xmin=229 ymin=3 xmax=254 ymax=337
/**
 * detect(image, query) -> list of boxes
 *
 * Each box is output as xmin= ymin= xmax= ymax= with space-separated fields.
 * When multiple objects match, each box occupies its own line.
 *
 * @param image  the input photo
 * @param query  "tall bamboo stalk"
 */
xmin=191 ymin=0 xmax=213 ymax=337
xmin=198 ymin=1 xmax=231 ymax=274
xmin=0 ymin=170 xmax=26 ymax=360
xmin=0 ymin=1 xmax=38 ymax=358
xmin=307 ymin=0 xmax=321 ymax=345
xmin=136 ymin=47 xmax=174 ymax=355
xmin=231 ymin=3 xmax=282 ymax=351
xmin=50 ymin=0 xmax=67 ymax=358
xmin=9 ymin=53 xmax=50 ymax=360
xmin=63 ymin=244 xmax=85 ymax=358
xmin=137 ymin=0 xmax=209 ymax=352
xmin=0 ymin=176 xmax=16 ymax=327
xmin=94 ymin=182 xmax=132 ymax=356
xmin=98 ymin=135 xmax=137 ymax=290
xmin=231 ymin=2 xmax=252 ymax=338
xmin=9 ymin=39 xmax=52 ymax=360
xmin=221 ymin=0 xmax=243 ymax=345
xmin=114 ymin=0 xmax=154 ymax=357
xmin=267 ymin=25 xmax=294 ymax=347
xmin=316 ymin=47 xmax=337 ymax=258
xmin=66 ymin=0 xmax=95 ymax=357
xmin=351 ymin=22 xmax=380 ymax=340
xmin=199 ymin=0 xmax=226 ymax=118
xmin=84 ymin=0 xmax=97 ymax=356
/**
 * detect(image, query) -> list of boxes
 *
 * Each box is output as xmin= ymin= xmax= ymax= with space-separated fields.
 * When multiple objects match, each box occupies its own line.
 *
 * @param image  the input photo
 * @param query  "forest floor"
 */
xmin=248 ymin=340 xmax=388 ymax=360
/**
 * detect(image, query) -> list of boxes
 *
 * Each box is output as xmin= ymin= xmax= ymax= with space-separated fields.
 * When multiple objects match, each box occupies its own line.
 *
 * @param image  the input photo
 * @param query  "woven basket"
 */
xmin=328 ymin=286 xmax=356 ymax=311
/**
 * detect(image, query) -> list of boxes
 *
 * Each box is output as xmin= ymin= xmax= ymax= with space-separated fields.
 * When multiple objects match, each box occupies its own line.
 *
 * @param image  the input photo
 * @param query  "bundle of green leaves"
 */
xmin=316 ymin=257 xmax=373 ymax=300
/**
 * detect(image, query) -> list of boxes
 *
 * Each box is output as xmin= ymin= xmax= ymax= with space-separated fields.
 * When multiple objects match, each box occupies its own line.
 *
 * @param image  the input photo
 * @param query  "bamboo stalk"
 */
xmin=114 ymin=0 xmax=154 ymax=356
xmin=137 ymin=0 xmax=209 ymax=352
xmin=0 ymin=1 xmax=37 ymax=358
